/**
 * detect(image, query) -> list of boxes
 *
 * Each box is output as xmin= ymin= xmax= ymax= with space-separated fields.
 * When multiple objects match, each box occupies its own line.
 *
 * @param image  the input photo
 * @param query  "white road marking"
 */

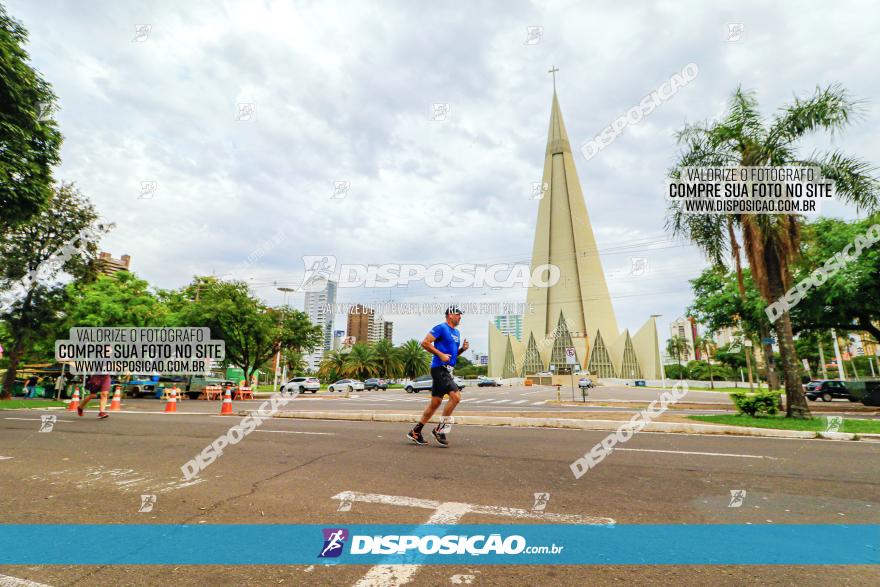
xmin=510 ymin=400 xmax=528 ymax=405
xmin=531 ymin=402 xmax=545 ymax=405
xmin=254 ymin=429 xmax=335 ymax=436
xmin=4 ymin=417 xmax=70 ymax=422
xmin=0 ymin=456 xmax=13 ymax=460
xmin=336 ymin=490 xmax=614 ymax=587
xmin=0 ymin=574 xmax=54 ymax=587
xmin=615 ymin=448 xmax=778 ymax=459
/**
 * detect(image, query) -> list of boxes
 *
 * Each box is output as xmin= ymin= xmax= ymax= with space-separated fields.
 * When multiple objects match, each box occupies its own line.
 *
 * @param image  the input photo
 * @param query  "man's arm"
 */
xmin=421 ymin=333 xmax=451 ymax=363
xmin=458 ymin=338 xmax=469 ymax=355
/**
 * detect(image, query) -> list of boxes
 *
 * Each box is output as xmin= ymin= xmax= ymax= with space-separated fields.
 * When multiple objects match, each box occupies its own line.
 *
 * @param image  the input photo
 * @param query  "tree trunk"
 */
xmin=727 ymin=221 xmax=763 ymax=392
xmin=2 ymin=342 xmax=25 ymax=399
xmin=764 ymin=251 xmax=810 ymax=419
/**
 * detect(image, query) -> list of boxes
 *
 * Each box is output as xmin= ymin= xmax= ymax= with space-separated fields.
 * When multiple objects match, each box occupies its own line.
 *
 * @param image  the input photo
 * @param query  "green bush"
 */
xmin=730 ymin=390 xmax=780 ymax=417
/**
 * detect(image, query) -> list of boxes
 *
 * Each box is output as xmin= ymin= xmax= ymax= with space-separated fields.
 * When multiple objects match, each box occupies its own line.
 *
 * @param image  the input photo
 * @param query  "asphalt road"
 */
xmin=1 ymin=406 xmax=878 ymax=586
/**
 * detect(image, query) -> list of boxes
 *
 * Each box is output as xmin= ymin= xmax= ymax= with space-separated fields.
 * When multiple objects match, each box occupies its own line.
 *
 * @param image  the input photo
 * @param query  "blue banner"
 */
xmin=0 ymin=525 xmax=876 ymax=565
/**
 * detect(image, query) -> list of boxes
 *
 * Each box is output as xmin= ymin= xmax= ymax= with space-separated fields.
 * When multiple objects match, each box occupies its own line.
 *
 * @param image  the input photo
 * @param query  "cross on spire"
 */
xmin=548 ymin=66 xmax=559 ymax=92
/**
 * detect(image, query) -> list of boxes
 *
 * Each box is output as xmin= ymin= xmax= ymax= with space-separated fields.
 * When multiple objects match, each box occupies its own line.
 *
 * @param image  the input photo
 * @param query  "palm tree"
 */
xmin=668 ymin=85 xmax=879 ymax=418
xmin=665 ymin=335 xmax=691 ymax=380
xmin=373 ymin=338 xmax=403 ymax=379
xmin=318 ymin=349 xmax=347 ymax=381
xmin=343 ymin=343 xmax=379 ymax=380
xmin=398 ymin=339 xmax=430 ymax=379
xmin=695 ymin=335 xmax=715 ymax=389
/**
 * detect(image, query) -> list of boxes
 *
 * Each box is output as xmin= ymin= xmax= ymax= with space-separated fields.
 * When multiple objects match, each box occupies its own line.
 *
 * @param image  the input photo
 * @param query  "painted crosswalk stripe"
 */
xmin=511 ymin=400 xmax=528 ymax=404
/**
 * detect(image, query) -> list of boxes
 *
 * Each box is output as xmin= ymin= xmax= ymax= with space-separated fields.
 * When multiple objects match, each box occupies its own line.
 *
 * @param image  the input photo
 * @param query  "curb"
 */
xmin=243 ymin=410 xmax=872 ymax=441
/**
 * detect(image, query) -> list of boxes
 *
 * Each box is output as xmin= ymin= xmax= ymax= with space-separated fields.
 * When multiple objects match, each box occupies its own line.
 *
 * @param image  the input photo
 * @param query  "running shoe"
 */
xmin=431 ymin=427 xmax=449 ymax=447
xmin=406 ymin=428 xmax=427 ymax=445
xmin=97 ymin=412 xmax=109 ymax=419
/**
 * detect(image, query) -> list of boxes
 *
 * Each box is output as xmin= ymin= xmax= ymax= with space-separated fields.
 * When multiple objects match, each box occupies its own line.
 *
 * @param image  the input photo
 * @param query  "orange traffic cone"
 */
xmin=109 ymin=386 xmax=123 ymax=411
xmin=164 ymin=388 xmax=178 ymax=413
xmin=220 ymin=389 xmax=233 ymax=415
xmin=67 ymin=388 xmax=80 ymax=411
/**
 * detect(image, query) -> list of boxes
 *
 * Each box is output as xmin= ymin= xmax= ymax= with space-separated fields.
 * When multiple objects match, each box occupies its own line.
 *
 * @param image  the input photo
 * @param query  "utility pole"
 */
xmin=831 ymin=329 xmax=846 ymax=380
xmin=818 ymin=342 xmax=828 ymax=379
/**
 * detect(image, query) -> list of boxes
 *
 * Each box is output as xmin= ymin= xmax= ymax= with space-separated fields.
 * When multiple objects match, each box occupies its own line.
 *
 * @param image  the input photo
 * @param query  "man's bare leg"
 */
xmin=419 ymin=396 xmax=443 ymax=425
xmin=98 ymin=391 xmax=109 ymax=413
xmin=440 ymin=390 xmax=460 ymax=418
xmin=408 ymin=395 xmax=443 ymax=445
xmin=77 ymin=394 xmax=96 ymax=416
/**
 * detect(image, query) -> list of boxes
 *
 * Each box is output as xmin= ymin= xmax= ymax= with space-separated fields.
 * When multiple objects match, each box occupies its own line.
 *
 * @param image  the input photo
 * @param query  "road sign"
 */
xmin=565 ymin=347 xmax=576 ymax=365
xmin=761 ymin=337 xmax=776 ymax=345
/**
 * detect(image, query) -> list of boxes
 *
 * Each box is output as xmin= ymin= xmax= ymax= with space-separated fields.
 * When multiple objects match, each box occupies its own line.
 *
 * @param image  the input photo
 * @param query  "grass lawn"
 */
xmin=0 ymin=399 xmax=67 ymax=410
xmin=689 ymin=414 xmax=880 ymax=434
xmin=646 ymin=385 xmax=770 ymax=393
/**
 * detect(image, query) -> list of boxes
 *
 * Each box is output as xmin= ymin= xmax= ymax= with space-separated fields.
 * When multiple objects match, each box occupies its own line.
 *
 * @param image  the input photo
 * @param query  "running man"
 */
xmin=407 ymin=306 xmax=468 ymax=447
xmin=78 ymin=374 xmax=111 ymax=419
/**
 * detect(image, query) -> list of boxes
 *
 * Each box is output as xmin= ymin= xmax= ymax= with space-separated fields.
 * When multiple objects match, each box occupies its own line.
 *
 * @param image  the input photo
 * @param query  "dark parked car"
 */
xmin=364 ymin=378 xmax=388 ymax=391
xmin=477 ymin=378 xmax=501 ymax=387
xmin=804 ymin=380 xmax=856 ymax=402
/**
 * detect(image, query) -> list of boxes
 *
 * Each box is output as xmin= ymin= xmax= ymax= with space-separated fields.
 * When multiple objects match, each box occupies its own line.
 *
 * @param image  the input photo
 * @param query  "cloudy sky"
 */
xmin=9 ymin=0 xmax=879 ymax=355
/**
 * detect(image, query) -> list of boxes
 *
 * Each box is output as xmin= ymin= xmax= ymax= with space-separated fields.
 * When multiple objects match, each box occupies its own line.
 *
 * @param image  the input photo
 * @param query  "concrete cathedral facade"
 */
xmin=487 ymin=90 xmax=663 ymax=381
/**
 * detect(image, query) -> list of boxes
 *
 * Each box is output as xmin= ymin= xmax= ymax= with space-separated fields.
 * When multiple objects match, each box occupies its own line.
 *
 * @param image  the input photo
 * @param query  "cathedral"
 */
xmin=488 ymin=89 xmax=663 ymax=382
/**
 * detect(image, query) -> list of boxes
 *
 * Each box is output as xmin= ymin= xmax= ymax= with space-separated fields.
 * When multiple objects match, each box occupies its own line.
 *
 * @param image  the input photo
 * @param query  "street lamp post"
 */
xmin=275 ymin=287 xmax=296 ymax=392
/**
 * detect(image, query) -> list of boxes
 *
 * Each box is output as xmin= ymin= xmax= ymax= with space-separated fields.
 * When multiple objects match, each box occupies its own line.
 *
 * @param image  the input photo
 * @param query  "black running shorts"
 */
xmin=431 ymin=366 xmax=460 ymax=397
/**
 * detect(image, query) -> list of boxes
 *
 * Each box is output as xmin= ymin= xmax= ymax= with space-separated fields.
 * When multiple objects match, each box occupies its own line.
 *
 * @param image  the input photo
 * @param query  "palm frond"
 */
xmin=768 ymin=83 xmax=865 ymax=147
xmin=798 ymin=151 xmax=880 ymax=213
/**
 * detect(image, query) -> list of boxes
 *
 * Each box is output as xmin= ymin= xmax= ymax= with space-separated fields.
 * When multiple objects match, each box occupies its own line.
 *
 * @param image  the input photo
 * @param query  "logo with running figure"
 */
xmin=300 ymin=255 xmax=337 ymax=292
xmin=318 ymin=528 xmax=349 ymax=558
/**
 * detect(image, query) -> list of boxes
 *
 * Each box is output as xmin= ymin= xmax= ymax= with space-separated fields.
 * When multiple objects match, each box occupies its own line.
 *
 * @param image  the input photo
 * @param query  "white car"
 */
xmin=403 ymin=375 xmax=466 ymax=393
xmin=328 ymin=379 xmax=364 ymax=392
xmin=282 ymin=376 xmax=320 ymax=394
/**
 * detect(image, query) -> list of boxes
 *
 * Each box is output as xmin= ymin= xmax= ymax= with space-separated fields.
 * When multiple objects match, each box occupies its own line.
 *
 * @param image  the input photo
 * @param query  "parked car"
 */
xmin=328 ymin=379 xmax=364 ymax=392
xmin=477 ymin=377 xmax=501 ymax=387
xmin=283 ymin=376 xmax=320 ymax=394
xmin=404 ymin=374 xmax=466 ymax=393
xmin=364 ymin=378 xmax=388 ymax=391
xmin=804 ymin=380 xmax=856 ymax=402
xmin=578 ymin=377 xmax=594 ymax=389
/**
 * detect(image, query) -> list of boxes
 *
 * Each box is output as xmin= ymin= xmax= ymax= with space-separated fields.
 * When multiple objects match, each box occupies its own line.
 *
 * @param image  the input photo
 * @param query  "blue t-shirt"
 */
xmin=429 ymin=322 xmax=461 ymax=368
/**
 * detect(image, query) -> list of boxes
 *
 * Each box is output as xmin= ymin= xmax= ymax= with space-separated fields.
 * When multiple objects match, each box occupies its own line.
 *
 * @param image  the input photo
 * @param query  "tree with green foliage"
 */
xmin=665 ymin=335 xmax=691 ymax=379
xmin=0 ymin=4 xmax=63 ymax=228
xmin=170 ymin=279 xmax=322 ymax=381
xmin=668 ymin=84 xmax=880 ymax=418
xmin=694 ymin=335 xmax=716 ymax=388
xmin=342 ymin=343 xmax=379 ymax=380
xmin=398 ymin=338 xmax=430 ymax=379
xmin=61 ymin=271 xmax=168 ymax=328
xmin=0 ymin=183 xmax=104 ymax=397
xmin=372 ymin=338 xmax=403 ymax=379
xmin=318 ymin=349 xmax=348 ymax=382
xmin=788 ymin=215 xmax=880 ymax=341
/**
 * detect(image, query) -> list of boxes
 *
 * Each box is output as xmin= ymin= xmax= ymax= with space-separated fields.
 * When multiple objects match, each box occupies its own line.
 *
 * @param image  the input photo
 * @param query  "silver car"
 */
xmin=328 ymin=379 xmax=365 ymax=392
xmin=283 ymin=376 xmax=320 ymax=395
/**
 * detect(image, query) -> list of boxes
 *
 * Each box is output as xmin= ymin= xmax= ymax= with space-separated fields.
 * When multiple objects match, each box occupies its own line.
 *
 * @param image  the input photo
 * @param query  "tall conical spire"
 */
xmin=546 ymin=92 xmax=571 ymax=157
xmin=523 ymin=89 xmax=620 ymax=370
